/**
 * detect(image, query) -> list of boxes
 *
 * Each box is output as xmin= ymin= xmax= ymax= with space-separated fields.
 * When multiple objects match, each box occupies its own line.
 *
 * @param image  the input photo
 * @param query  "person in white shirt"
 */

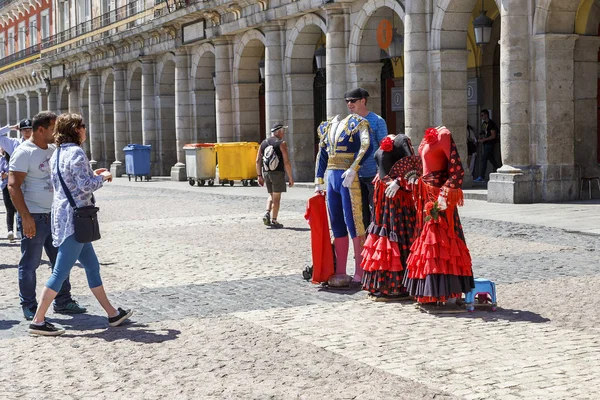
xmin=8 ymin=112 xmax=86 ymax=321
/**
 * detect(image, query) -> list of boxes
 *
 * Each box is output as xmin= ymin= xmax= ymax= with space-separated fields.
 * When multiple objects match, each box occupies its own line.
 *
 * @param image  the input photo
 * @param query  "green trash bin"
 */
xmin=183 ymin=143 xmax=217 ymax=186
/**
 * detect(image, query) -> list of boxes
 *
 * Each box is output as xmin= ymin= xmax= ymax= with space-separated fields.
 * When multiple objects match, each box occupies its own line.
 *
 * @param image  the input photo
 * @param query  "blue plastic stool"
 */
xmin=464 ymin=278 xmax=497 ymax=312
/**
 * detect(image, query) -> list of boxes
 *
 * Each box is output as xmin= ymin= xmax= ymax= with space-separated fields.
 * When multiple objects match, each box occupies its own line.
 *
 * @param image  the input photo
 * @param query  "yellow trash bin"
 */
xmin=214 ymin=142 xmax=259 ymax=186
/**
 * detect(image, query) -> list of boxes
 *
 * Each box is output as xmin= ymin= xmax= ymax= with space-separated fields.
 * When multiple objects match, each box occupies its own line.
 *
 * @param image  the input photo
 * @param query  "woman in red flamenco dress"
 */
xmin=360 ymin=134 xmax=417 ymax=299
xmin=402 ymin=126 xmax=475 ymax=306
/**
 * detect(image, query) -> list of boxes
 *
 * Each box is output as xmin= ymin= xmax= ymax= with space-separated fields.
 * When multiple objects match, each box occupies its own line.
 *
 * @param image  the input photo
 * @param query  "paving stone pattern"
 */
xmin=0 ymin=184 xmax=599 ymax=399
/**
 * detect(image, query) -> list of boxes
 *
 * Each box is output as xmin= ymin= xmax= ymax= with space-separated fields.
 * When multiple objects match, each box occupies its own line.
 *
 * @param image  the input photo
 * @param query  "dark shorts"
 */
xmin=264 ymin=171 xmax=287 ymax=193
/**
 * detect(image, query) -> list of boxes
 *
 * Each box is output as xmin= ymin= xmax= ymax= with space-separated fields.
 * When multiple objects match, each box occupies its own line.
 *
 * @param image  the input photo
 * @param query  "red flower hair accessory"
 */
xmin=423 ymin=128 xmax=438 ymax=144
xmin=380 ymin=136 xmax=394 ymax=152
xmin=424 ymin=201 xmax=441 ymax=223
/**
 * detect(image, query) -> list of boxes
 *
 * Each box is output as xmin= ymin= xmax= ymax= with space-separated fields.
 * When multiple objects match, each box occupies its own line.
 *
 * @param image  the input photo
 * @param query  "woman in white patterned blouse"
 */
xmin=29 ymin=113 xmax=133 ymax=336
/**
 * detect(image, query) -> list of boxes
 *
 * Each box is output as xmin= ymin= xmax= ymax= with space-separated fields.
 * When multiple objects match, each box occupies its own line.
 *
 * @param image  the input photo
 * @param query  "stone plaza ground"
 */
xmin=0 ymin=180 xmax=599 ymax=399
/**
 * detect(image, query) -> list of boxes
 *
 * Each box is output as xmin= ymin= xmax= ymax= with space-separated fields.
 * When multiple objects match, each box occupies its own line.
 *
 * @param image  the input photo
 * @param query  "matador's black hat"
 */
xmin=344 ymin=87 xmax=370 ymax=100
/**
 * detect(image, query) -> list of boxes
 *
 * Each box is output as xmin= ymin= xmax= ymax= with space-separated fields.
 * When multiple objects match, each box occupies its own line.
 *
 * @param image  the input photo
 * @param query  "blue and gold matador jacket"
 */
xmin=314 ymin=114 xmax=371 ymax=185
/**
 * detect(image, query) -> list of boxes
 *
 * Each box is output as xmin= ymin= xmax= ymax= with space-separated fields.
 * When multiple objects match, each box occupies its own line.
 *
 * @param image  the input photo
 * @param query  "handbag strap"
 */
xmin=55 ymin=146 xmax=95 ymax=209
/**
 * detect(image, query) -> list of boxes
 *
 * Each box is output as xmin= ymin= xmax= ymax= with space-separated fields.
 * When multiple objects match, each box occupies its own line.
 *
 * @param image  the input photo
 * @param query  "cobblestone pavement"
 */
xmin=0 ymin=180 xmax=599 ymax=399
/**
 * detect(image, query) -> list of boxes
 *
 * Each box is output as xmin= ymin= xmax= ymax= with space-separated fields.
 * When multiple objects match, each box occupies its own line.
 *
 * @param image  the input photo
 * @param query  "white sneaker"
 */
xmin=15 ymin=230 xmax=21 ymax=240
xmin=7 ymin=231 xmax=14 ymax=241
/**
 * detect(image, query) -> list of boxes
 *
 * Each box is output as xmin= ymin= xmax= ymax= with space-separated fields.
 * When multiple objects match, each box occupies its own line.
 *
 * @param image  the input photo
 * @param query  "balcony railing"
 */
xmin=0 ymin=0 xmax=196 ymax=73
xmin=41 ymin=0 xmax=154 ymax=51
xmin=0 ymin=0 xmax=19 ymax=9
xmin=0 ymin=43 xmax=40 ymax=72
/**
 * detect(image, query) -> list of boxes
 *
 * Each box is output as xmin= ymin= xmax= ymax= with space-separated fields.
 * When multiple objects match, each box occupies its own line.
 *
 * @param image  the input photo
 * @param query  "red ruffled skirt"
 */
xmin=361 ymin=178 xmax=416 ymax=294
xmin=402 ymin=183 xmax=474 ymax=303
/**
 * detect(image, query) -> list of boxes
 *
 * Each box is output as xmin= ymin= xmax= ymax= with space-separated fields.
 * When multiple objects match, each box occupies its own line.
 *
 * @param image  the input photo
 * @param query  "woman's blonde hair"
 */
xmin=54 ymin=113 xmax=84 ymax=146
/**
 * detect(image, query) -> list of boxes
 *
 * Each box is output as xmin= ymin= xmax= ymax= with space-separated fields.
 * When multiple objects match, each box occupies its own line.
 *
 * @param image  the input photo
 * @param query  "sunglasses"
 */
xmin=345 ymin=98 xmax=361 ymax=104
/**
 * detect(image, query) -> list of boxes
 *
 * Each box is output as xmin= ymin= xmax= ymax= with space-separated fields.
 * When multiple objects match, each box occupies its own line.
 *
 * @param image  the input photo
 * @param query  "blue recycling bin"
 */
xmin=123 ymin=144 xmax=151 ymax=182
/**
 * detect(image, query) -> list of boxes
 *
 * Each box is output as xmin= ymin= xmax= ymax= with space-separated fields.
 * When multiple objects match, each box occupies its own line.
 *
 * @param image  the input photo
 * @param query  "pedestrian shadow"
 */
xmin=278 ymin=227 xmax=310 ymax=232
xmin=51 ymin=315 xmax=181 ymax=344
xmin=0 ymin=263 xmax=17 ymax=270
xmin=0 ymin=320 xmax=20 ymax=330
xmin=69 ymin=323 xmax=181 ymax=344
xmin=316 ymin=286 xmax=363 ymax=296
xmin=0 ymin=242 xmax=19 ymax=248
xmin=434 ymin=307 xmax=551 ymax=324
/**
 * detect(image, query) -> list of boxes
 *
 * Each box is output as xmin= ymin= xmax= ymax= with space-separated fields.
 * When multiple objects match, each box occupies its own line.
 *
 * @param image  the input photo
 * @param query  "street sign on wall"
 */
xmin=391 ymin=87 xmax=404 ymax=111
xmin=467 ymin=78 xmax=479 ymax=106
xmin=50 ymin=64 xmax=64 ymax=79
xmin=182 ymin=19 xmax=205 ymax=44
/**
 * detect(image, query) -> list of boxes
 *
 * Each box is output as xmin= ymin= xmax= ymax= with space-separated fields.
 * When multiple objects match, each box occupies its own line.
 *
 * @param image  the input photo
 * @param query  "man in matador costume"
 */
xmin=314 ymin=113 xmax=371 ymax=286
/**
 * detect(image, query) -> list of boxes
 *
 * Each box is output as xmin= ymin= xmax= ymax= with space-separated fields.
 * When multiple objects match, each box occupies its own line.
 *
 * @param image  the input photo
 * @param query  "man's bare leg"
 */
xmin=271 ymin=192 xmax=282 ymax=220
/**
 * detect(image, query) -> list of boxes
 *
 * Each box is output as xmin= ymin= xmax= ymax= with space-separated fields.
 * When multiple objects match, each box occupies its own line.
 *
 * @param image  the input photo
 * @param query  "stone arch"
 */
xmin=190 ymin=43 xmax=216 ymax=85
xmin=284 ymin=15 xmax=327 ymax=181
xmin=101 ymin=70 xmax=115 ymax=166
xmin=231 ymin=30 xmax=266 ymax=142
xmin=533 ymin=0 xmax=584 ymax=34
xmin=233 ymin=29 xmax=266 ymax=84
xmin=157 ymin=53 xmax=177 ymax=175
xmin=284 ymin=14 xmax=327 ymax=75
xmin=576 ymin=0 xmax=600 ymax=34
xmin=191 ymin=43 xmax=217 ymax=143
xmin=127 ymin=61 xmax=143 ymax=145
xmin=431 ymin=0 xmax=502 ymax=50
xmin=348 ymin=0 xmax=405 ymax=63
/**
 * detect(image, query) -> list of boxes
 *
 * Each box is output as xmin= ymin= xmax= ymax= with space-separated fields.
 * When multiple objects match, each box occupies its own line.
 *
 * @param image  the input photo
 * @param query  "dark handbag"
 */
xmin=56 ymin=147 xmax=101 ymax=243
xmin=467 ymin=140 xmax=477 ymax=155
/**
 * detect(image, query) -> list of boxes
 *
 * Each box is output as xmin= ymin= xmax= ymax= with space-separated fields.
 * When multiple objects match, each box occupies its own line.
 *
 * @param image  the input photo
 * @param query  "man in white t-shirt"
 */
xmin=8 ymin=111 xmax=86 ymax=320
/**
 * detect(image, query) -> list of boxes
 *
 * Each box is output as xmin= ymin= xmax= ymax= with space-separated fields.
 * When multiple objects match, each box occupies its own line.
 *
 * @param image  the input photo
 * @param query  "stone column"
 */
xmin=47 ymin=81 xmax=58 ymax=113
xmin=110 ymin=65 xmax=127 ymax=177
xmin=530 ymin=34 xmax=578 ymax=202
xmin=347 ymin=62 xmax=382 ymax=115
xmin=88 ymin=71 xmax=102 ymax=168
xmin=264 ymin=23 xmax=285 ymax=132
xmin=36 ymin=89 xmax=48 ymax=113
xmin=68 ymin=78 xmax=79 ymax=113
xmin=6 ymin=97 xmax=16 ymax=128
xmin=171 ymin=51 xmax=192 ymax=181
xmin=286 ymin=73 xmax=315 ymax=182
xmin=430 ymin=49 xmax=471 ymax=188
xmin=0 ymin=99 xmax=6 ymax=127
xmin=15 ymin=94 xmax=26 ymax=121
xmin=488 ymin=0 xmax=535 ymax=203
xmin=141 ymin=57 xmax=158 ymax=175
xmin=404 ymin=0 xmax=431 ymax=146
xmin=325 ymin=5 xmax=349 ymax=118
xmin=234 ymin=83 xmax=261 ymax=142
xmin=214 ymin=39 xmax=235 ymax=142
xmin=26 ymin=92 xmax=39 ymax=118
xmin=573 ymin=36 xmax=600 ymax=198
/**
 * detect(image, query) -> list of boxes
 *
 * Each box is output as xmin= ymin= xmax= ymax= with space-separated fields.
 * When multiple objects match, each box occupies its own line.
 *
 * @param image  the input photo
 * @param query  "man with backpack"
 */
xmin=256 ymin=122 xmax=294 ymax=228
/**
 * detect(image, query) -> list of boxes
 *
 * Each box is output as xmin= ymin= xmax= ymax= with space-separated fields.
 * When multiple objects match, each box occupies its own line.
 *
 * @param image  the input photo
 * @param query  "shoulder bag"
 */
xmin=56 ymin=146 xmax=101 ymax=243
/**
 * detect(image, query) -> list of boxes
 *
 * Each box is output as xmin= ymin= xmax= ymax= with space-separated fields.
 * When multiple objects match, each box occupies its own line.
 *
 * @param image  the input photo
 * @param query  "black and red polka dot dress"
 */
xmin=360 ymin=134 xmax=417 ymax=295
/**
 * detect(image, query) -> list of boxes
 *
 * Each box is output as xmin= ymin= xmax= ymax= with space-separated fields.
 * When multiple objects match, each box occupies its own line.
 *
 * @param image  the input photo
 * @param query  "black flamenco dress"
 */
xmin=402 ymin=127 xmax=475 ymax=303
xmin=361 ymin=134 xmax=417 ymax=295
